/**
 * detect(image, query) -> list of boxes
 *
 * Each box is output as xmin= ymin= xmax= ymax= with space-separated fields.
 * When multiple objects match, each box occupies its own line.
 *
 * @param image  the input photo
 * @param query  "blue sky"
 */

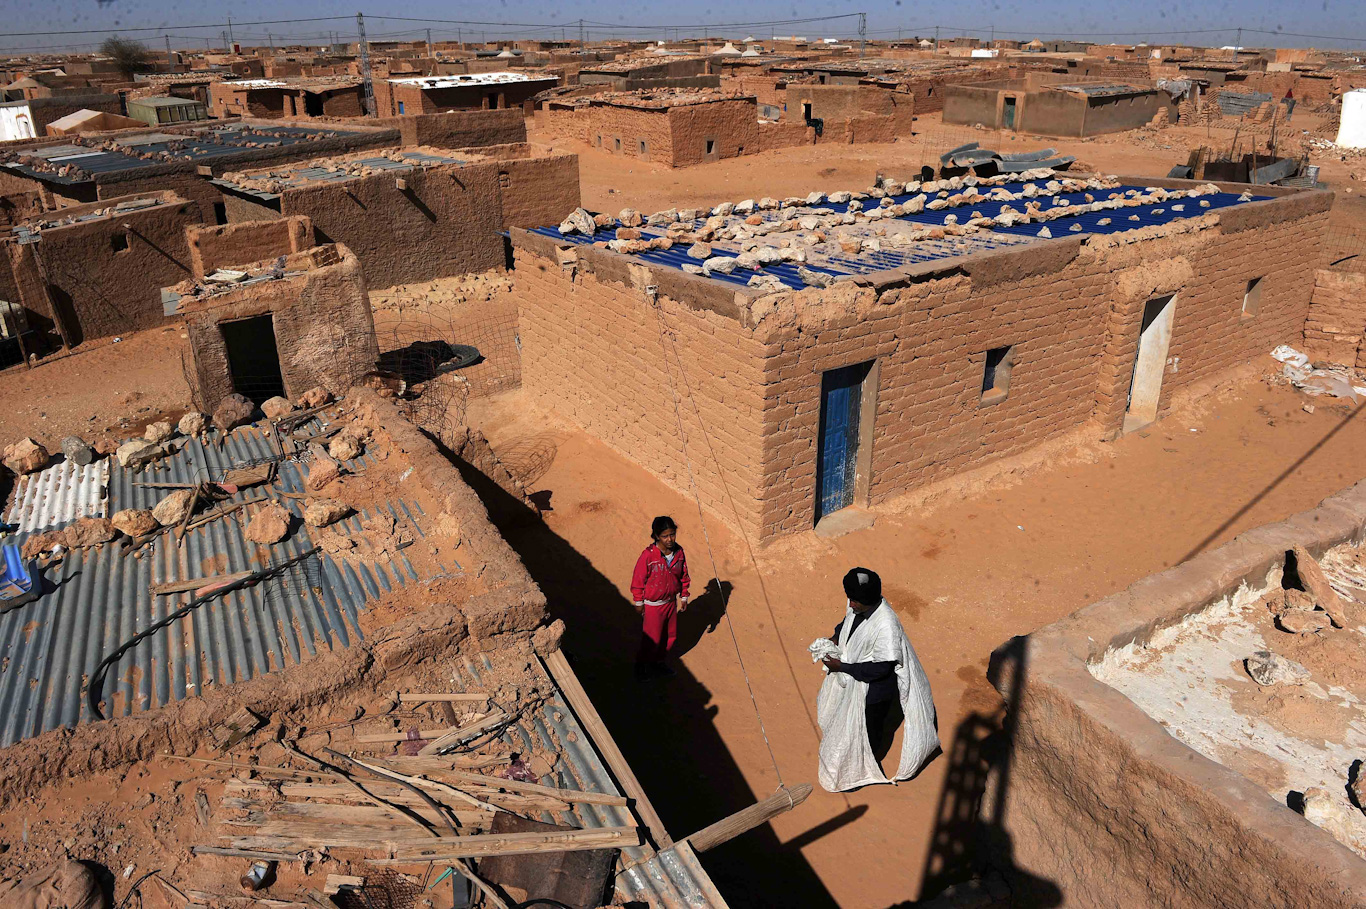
xmin=2 ymin=0 xmax=1363 ymax=54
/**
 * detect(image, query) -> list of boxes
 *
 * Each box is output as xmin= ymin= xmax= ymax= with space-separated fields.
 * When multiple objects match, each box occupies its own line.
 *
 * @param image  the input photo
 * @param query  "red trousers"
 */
xmin=636 ymin=598 xmax=678 ymax=665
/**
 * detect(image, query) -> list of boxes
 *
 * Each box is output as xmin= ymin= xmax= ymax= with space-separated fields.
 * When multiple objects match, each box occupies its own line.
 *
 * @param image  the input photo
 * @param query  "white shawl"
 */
xmin=816 ymin=598 xmax=939 ymax=792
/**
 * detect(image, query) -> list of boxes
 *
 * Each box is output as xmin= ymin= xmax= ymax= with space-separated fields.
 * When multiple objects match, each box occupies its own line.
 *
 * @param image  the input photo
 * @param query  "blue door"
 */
xmin=815 ymin=362 xmax=872 ymax=521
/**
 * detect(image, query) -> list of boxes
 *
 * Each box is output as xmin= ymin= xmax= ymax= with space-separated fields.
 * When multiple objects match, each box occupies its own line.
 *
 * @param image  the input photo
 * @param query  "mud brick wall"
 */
xmin=182 ymin=244 xmax=378 ymax=410
xmin=667 ymin=99 xmax=760 ymax=166
xmin=1304 ymin=269 xmax=1366 ymax=366
xmin=514 ymin=240 xmax=769 ymax=537
xmin=493 ymin=154 xmax=580 ymax=229
xmin=320 ymin=89 xmax=364 ymax=118
xmin=531 ymin=107 xmax=588 ymax=144
xmin=583 ymin=105 xmax=674 ymax=163
xmin=759 ymin=120 xmax=814 ymax=151
xmin=398 ymin=109 xmax=527 ymax=149
xmin=187 ymin=215 xmax=314 ymax=278
xmin=278 ymin=160 xmax=504 ymax=289
xmin=986 ymin=481 xmax=1366 ymax=907
xmin=222 ymin=191 xmax=283 ymax=224
xmin=27 ymin=192 xmax=200 ymax=345
xmin=93 ymin=168 xmax=223 ymax=224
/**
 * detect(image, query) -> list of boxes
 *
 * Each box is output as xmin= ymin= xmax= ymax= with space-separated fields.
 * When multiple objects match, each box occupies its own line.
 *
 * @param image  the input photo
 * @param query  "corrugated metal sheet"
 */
xmin=531 ymin=182 xmax=1268 ymax=290
xmin=451 ymin=654 xmax=729 ymax=908
xmin=1216 ymin=90 xmax=1273 ymax=116
xmin=3 ymin=458 xmax=108 ymax=533
xmin=0 ymin=421 xmax=448 ymax=748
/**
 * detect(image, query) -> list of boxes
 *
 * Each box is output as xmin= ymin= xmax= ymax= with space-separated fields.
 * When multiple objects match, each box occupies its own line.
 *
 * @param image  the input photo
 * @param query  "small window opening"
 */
xmin=111 ymin=230 xmax=129 ymax=252
xmin=614 ymin=137 xmax=621 ymax=152
xmin=705 ymin=139 xmax=716 ymax=155
xmin=595 ymin=134 xmax=602 ymax=147
xmin=980 ymin=345 xmax=1015 ymax=405
xmin=639 ymin=139 xmax=647 ymax=155
xmin=1243 ymin=276 xmax=1263 ymax=317
xmin=802 ymin=101 xmax=813 ymax=120
xmin=397 ymin=100 xmax=405 ymax=114
xmin=498 ymin=170 xmax=511 ymax=189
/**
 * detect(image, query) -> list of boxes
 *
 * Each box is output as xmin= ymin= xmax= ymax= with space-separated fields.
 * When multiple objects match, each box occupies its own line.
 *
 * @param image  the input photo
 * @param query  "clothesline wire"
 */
xmin=650 ymin=292 xmax=835 ymax=802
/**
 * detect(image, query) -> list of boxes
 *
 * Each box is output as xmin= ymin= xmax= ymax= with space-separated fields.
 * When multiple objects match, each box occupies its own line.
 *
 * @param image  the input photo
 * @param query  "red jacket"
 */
xmin=631 ymin=544 xmax=690 ymax=605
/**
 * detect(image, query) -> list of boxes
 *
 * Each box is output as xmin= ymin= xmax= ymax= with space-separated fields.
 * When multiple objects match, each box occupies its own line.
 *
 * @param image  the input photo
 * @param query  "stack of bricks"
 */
xmin=1147 ymin=107 xmax=1170 ymax=129
xmin=1304 ymin=269 xmax=1366 ymax=366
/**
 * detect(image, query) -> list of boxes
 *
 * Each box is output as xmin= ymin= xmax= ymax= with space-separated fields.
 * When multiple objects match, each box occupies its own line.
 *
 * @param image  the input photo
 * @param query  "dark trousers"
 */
xmin=866 ymin=698 xmax=903 ymax=762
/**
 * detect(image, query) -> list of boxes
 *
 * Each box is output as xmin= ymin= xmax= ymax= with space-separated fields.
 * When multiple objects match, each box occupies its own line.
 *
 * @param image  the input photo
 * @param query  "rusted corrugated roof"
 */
xmin=3 ymin=458 xmax=108 ymax=534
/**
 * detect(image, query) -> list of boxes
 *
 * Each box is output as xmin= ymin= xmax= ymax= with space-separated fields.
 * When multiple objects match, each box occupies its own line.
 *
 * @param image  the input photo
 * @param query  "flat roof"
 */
xmin=0 ymin=123 xmax=382 ymax=185
xmin=210 ymin=148 xmax=463 ymax=200
xmin=531 ymin=173 xmax=1271 ymax=292
xmin=387 ymin=71 xmax=554 ymax=88
xmin=1053 ymin=82 xmax=1153 ymax=96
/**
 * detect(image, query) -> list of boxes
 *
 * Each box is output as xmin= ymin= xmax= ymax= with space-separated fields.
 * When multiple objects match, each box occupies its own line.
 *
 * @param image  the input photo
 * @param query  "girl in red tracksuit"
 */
xmin=631 ymin=516 xmax=690 ymax=678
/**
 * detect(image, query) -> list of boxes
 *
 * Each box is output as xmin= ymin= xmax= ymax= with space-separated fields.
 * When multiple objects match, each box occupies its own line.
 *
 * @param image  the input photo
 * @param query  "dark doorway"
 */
xmin=304 ymin=92 xmax=325 ymax=116
xmin=1003 ymin=96 xmax=1017 ymax=129
xmin=221 ymin=314 xmax=285 ymax=403
xmin=815 ymin=360 xmax=873 ymax=521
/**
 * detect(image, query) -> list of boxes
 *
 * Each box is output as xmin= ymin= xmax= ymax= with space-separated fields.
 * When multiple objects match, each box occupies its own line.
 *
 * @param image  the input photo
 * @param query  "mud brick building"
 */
xmin=542 ymin=90 xmax=760 ymax=167
xmin=578 ymin=55 xmax=720 ymax=91
xmin=512 ymin=175 xmax=1329 ymax=542
xmin=211 ymin=146 xmax=580 ymax=288
xmin=944 ymin=77 xmax=1176 ymax=136
xmin=1 ymin=192 xmax=199 ymax=351
xmin=209 ymin=78 xmax=366 ymax=119
xmin=172 ymin=243 xmax=378 ymax=407
xmin=371 ymin=72 xmax=559 ymax=117
xmin=0 ymin=122 xmax=397 ymax=222
xmin=783 ymin=82 xmax=915 ymax=142
xmin=988 ymin=482 xmax=1366 ymax=907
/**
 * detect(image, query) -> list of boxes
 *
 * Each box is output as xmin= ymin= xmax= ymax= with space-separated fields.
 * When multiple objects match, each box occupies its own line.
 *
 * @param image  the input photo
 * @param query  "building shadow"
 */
xmin=909 ymin=635 xmax=1062 ymax=907
xmin=442 ymin=443 xmax=840 ymax=907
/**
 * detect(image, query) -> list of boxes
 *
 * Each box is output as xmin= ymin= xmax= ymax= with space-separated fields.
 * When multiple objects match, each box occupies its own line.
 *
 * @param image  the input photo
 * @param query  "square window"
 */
xmin=111 ymin=231 xmax=129 ymax=253
xmin=1243 ymin=276 xmax=1263 ymax=317
xmin=980 ymin=345 xmax=1015 ymax=405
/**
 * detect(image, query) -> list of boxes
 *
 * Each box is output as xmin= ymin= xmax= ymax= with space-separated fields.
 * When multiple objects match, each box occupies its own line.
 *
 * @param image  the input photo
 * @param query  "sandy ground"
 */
xmin=468 ymin=371 xmax=1366 ymax=908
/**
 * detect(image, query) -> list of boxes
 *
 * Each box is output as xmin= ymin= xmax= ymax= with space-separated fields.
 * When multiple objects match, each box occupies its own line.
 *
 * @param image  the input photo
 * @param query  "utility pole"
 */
xmin=1235 ymin=26 xmax=1242 ymax=52
xmin=227 ymin=16 xmax=234 ymax=51
xmin=222 ymin=30 xmax=229 ymax=53
xmin=579 ymin=19 xmax=585 ymax=57
xmin=268 ymin=33 xmax=274 ymax=53
xmin=990 ymin=24 xmax=994 ymax=46
xmin=165 ymin=35 xmax=173 ymax=70
xmin=457 ymin=27 xmax=461 ymax=47
xmin=356 ymin=12 xmax=376 ymax=117
xmin=935 ymin=25 xmax=940 ymax=51
xmin=426 ymin=28 xmax=432 ymax=64
xmin=858 ymin=12 xmax=866 ymax=58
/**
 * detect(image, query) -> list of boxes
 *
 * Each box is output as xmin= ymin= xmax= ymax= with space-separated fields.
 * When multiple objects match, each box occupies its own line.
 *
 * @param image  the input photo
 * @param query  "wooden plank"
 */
xmin=153 ymin=571 xmax=254 ymax=596
xmin=368 ymin=826 xmax=643 ymax=864
xmin=191 ymin=845 xmax=308 ymax=862
xmin=418 ymin=712 xmax=508 ymax=756
xmin=160 ymin=751 xmax=510 ymax=775
xmin=379 ymin=762 xmax=627 ymax=808
xmin=544 ymin=649 xmax=672 ymax=846
xmin=324 ymin=874 xmax=364 ymax=895
xmin=682 ymin=784 xmax=813 ymax=853
xmin=218 ymin=795 xmax=489 ymax=829
xmin=398 ymin=692 xmax=489 ymax=703
xmin=353 ymin=727 xmax=455 ymax=744
xmin=209 ymin=706 xmax=265 ymax=755
xmin=223 ymin=778 xmax=559 ymax=814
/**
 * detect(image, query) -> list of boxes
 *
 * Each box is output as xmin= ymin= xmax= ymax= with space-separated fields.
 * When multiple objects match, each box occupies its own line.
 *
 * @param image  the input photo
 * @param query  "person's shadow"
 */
xmin=672 ymin=577 xmax=730 ymax=659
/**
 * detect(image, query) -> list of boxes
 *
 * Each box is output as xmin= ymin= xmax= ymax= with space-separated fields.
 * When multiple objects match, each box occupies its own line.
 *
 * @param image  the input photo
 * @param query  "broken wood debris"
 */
xmin=418 ymin=710 xmax=510 ymax=755
xmin=209 ymin=706 xmax=266 ymax=755
xmin=368 ymin=826 xmax=643 ymax=864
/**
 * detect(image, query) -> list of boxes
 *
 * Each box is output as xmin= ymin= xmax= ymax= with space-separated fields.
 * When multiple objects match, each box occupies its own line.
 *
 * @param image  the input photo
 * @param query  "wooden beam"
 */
xmin=418 ymin=711 xmax=507 ymax=755
xmin=410 ymin=766 xmax=628 ymax=807
xmin=353 ymin=727 xmax=454 ymax=744
xmin=543 ymin=649 xmax=673 ymax=848
xmin=681 ymin=784 xmax=813 ymax=853
xmin=153 ymin=571 xmax=254 ymax=596
xmin=191 ymin=845 xmax=310 ymax=862
xmin=366 ymin=826 xmax=642 ymax=864
xmin=398 ymin=692 xmax=488 ymax=703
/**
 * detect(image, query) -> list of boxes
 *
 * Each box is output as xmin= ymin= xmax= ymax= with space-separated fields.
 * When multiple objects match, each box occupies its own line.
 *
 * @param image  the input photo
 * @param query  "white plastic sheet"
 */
xmin=1272 ymin=345 xmax=1365 ymax=404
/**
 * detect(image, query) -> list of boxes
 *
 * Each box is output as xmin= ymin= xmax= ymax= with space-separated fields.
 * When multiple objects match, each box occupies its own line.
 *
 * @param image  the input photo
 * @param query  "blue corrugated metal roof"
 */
xmin=530 ymin=181 xmax=1271 ymax=290
xmin=0 ymin=421 xmax=451 ymax=747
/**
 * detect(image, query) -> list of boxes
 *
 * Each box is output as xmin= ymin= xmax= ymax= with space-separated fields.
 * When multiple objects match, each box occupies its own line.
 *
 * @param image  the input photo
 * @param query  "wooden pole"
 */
xmin=682 ymin=784 xmax=813 ymax=853
xmin=544 ymin=649 xmax=672 ymax=848
xmin=369 ymin=826 xmax=642 ymax=864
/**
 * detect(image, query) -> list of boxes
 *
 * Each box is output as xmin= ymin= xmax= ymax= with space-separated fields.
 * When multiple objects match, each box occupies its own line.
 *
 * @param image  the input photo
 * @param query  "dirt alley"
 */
xmin=469 ymin=371 xmax=1366 ymax=909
